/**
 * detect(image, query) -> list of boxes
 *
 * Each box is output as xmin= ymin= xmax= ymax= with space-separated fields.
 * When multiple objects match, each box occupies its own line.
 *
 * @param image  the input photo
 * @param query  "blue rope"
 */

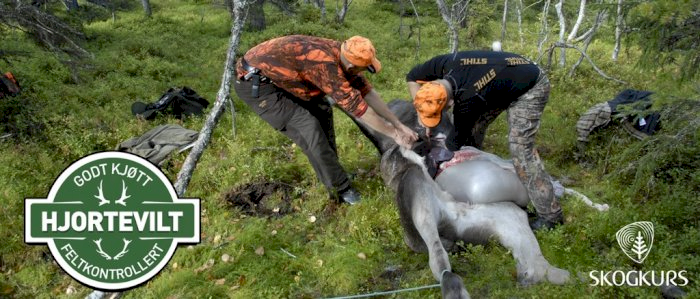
xmin=324 ymin=283 xmax=441 ymax=299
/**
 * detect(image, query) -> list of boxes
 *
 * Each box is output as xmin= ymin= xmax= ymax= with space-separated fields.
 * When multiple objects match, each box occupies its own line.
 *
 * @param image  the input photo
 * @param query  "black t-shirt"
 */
xmin=406 ymin=51 xmax=540 ymax=109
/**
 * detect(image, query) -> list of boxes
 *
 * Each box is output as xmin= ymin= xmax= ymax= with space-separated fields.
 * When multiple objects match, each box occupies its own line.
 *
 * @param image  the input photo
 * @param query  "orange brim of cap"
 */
xmin=418 ymin=112 xmax=441 ymax=128
xmin=368 ymin=57 xmax=382 ymax=73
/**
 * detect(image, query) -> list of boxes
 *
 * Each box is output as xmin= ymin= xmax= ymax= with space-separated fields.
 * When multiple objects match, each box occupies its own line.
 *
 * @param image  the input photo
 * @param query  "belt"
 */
xmin=241 ymin=58 xmax=258 ymax=80
xmin=240 ymin=58 xmax=270 ymax=98
xmin=241 ymin=58 xmax=270 ymax=83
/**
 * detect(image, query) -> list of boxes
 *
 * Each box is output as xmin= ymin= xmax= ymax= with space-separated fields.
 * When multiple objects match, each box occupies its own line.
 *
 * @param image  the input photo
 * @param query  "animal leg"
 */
xmin=409 ymin=191 xmax=470 ymax=299
xmin=447 ymin=202 xmax=569 ymax=286
xmin=483 ymin=204 xmax=570 ymax=285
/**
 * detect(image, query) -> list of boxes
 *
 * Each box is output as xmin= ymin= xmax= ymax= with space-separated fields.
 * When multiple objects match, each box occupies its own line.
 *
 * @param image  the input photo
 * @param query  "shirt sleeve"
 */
xmin=306 ymin=64 xmax=369 ymax=118
xmin=406 ymin=54 xmax=447 ymax=82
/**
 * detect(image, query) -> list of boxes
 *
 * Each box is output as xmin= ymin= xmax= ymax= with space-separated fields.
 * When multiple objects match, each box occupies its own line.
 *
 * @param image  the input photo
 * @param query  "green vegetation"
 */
xmin=1 ymin=0 xmax=698 ymax=298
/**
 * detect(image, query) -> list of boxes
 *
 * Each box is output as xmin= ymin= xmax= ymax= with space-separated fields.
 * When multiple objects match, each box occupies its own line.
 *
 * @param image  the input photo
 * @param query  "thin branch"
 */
xmin=569 ymin=9 xmax=607 ymax=76
xmin=564 ymin=188 xmax=609 ymax=211
xmin=551 ymin=42 xmax=628 ymax=84
xmin=536 ymin=0 xmax=551 ymax=61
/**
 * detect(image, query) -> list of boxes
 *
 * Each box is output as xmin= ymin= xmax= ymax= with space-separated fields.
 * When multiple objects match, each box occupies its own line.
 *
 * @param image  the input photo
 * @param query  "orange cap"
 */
xmin=414 ymin=82 xmax=448 ymax=128
xmin=341 ymin=36 xmax=382 ymax=73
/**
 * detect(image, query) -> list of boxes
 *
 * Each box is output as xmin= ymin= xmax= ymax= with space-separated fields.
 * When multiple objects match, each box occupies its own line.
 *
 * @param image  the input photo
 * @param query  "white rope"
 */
xmin=323 ymin=283 xmax=441 ymax=299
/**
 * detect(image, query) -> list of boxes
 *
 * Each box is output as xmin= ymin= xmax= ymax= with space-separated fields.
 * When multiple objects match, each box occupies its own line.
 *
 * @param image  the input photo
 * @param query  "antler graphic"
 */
xmin=112 ymin=239 xmax=132 ymax=260
xmin=114 ymin=180 xmax=131 ymax=206
xmin=93 ymin=238 xmax=112 ymax=260
xmin=94 ymin=180 xmax=110 ymax=206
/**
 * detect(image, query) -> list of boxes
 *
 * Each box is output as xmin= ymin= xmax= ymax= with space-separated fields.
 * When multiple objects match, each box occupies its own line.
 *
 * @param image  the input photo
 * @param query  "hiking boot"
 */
xmin=338 ymin=187 xmax=361 ymax=205
xmin=530 ymin=215 xmax=564 ymax=231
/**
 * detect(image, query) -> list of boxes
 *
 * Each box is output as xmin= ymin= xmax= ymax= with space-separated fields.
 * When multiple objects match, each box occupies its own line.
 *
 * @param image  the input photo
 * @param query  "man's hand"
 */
xmin=394 ymin=123 xmax=418 ymax=148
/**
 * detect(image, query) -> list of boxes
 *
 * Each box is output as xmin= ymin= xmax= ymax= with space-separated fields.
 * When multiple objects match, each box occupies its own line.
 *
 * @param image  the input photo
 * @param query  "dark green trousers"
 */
xmin=233 ymin=78 xmax=351 ymax=194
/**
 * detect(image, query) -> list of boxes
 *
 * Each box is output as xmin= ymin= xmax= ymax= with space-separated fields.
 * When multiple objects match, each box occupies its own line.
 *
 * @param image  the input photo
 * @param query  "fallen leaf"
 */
xmin=194 ymin=259 xmax=215 ymax=273
xmin=213 ymin=234 xmax=222 ymax=244
xmin=215 ymin=278 xmax=226 ymax=285
xmin=357 ymin=252 xmax=367 ymax=260
xmin=255 ymin=246 xmax=265 ymax=256
xmin=65 ymin=285 xmax=76 ymax=295
xmin=172 ymin=262 xmax=178 ymax=269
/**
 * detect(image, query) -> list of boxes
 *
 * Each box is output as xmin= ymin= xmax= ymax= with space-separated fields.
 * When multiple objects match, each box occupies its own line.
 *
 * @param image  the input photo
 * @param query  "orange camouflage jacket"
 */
xmin=236 ymin=35 xmax=372 ymax=117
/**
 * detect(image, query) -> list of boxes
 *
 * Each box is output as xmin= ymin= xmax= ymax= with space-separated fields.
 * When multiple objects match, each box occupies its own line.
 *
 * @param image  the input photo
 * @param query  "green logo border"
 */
xmin=24 ymin=151 xmax=200 ymax=291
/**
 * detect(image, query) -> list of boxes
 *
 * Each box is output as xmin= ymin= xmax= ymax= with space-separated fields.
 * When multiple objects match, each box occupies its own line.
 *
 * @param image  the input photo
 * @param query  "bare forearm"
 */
xmin=357 ymin=106 xmax=397 ymax=140
xmin=363 ymin=90 xmax=403 ymax=127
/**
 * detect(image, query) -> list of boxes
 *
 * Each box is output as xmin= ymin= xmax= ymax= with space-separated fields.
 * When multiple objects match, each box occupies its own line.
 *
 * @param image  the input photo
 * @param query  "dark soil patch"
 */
xmin=224 ymin=180 xmax=295 ymax=216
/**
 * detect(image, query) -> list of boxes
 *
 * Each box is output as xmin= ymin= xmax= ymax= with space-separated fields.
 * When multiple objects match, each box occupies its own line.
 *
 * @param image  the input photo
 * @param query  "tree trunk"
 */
xmin=516 ymin=0 xmax=523 ymax=43
xmin=247 ymin=0 xmax=266 ymax=31
xmin=555 ymin=0 xmax=566 ymax=67
xmin=567 ymin=0 xmax=586 ymax=42
xmin=537 ymin=0 xmax=551 ymax=60
xmin=336 ymin=0 xmax=353 ymax=23
xmin=141 ymin=0 xmax=152 ymax=17
xmin=435 ymin=0 xmax=462 ymax=53
xmin=318 ymin=0 xmax=326 ymax=21
xmin=63 ymin=0 xmax=78 ymax=11
xmin=612 ymin=0 xmax=623 ymax=61
xmin=174 ymin=0 xmax=249 ymax=196
xmin=501 ymin=0 xmax=508 ymax=42
xmin=408 ymin=0 xmax=422 ymax=59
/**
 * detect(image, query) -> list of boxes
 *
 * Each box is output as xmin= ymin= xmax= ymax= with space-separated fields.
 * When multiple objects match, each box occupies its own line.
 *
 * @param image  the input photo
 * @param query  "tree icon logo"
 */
xmin=616 ymin=221 xmax=654 ymax=264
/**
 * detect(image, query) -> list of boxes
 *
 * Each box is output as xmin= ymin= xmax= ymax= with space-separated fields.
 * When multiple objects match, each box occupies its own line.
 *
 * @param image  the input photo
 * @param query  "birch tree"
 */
xmin=612 ymin=0 xmax=623 ymax=61
xmin=569 ymin=9 xmax=607 ymax=77
xmin=500 ymin=0 xmax=508 ymax=42
xmin=554 ymin=0 xmax=566 ymax=66
xmin=248 ymin=0 xmax=266 ymax=31
xmin=435 ymin=0 xmax=470 ymax=53
xmin=566 ymin=0 xmax=586 ymax=43
xmin=141 ymin=0 xmax=152 ymax=17
xmin=537 ymin=0 xmax=551 ymax=60
xmin=174 ymin=0 xmax=251 ymax=196
xmin=64 ymin=0 xmax=78 ymax=11
xmin=516 ymin=0 xmax=523 ymax=43
xmin=335 ymin=0 xmax=352 ymax=23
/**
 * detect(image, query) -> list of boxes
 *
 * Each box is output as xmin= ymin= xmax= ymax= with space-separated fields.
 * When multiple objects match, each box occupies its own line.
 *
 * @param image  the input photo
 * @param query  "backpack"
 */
xmin=576 ymin=89 xmax=661 ymax=143
xmin=131 ymin=86 xmax=210 ymax=120
xmin=0 ymin=72 xmax=21 ymax=99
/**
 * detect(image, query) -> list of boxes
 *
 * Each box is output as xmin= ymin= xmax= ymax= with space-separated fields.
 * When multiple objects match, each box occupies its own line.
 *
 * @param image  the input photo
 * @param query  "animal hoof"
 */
xmin=546 ymin=267 xmax=570 ymax=285
xmin=441 ymin=271 xmax=470 ymax=299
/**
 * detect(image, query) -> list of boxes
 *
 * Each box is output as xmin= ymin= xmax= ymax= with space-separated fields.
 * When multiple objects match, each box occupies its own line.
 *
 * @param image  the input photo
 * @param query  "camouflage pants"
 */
xmin=507 ymin=70 xmax=562 ymax=222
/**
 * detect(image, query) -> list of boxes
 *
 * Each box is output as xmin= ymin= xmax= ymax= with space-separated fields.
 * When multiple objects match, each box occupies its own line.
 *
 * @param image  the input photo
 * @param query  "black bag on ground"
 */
xmin=132 ymin=86 xmax=209 ymax=120
xmin=576 ymin=89 xmax=661 ymax=143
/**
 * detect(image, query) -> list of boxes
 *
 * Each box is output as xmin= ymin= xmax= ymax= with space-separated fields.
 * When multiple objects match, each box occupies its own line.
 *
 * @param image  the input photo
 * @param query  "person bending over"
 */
xmin=234 ymin=35 xmax=417 ymax=205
